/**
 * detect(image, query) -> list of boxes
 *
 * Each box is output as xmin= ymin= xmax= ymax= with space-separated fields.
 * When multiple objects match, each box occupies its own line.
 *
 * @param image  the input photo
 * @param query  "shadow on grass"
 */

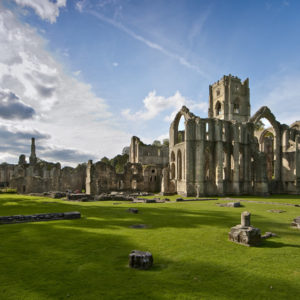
xmin=0 ymin=195 xmax=300 ymax=299
xmin=0 ymin=219 xmax=299 ymax=300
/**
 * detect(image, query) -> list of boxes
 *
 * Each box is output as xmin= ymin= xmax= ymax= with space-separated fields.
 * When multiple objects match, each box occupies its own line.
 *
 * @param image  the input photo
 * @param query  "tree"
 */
xmin=152 ymin=140 xmax=161 ymax=147
xmin=162 ymin=138 xmax=169 ymax=147
xmin=100 ymin=157 xmax=110 ymax=164
xmin=122 ymin=146 xmax=130 ymax=155
xmin=254 ymin=120 xmax=265 ymax=131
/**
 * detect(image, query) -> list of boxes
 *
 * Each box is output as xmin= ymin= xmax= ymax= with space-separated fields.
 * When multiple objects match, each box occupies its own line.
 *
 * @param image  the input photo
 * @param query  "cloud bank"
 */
xmin=13 ymin=0 xmax=66 ymax=23
xmin=122 ymin=90 xmax=207 ymax=122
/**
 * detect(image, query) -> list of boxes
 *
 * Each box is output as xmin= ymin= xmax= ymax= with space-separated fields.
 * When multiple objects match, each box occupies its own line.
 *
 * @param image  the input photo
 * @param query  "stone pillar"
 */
xmin=274 ymin=126 xmax=281 ymax=182
xmin=86 ymin=160 xmax=93 ymax=195
xmin=185 ymin=119 xmax=195 ymax=196
xmin=233 ymin=123 xmax=240 ymax=194
xmin=296 ymin=136 xmax=300 ymax=194
xmin=29 ymin=137 xmax=37 ymax=165
xmin=195 ymin=119 xmax=205 ymax=196
xmin=241 ymin=211 xmax=251 ymax=227
xmin=215 ymin=120 xmax=224 ymax=195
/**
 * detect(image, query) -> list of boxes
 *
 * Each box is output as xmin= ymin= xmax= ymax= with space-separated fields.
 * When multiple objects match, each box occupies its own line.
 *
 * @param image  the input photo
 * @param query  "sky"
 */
xmin=0 ymin=0 xmax=300 ymax=166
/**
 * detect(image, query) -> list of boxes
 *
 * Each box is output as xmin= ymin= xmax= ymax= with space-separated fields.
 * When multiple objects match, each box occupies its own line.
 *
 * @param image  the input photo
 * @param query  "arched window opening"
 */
xmin=171 ymin=151 xmax=175 ymax=162
xmin=233 ymin=101 xmax=240 ymax=114
xmin=215 ymin=101 xmax=221 ymax=116
xmin=177 ymin=116 xmax=185 ymax=143
xmin=177 ymin=150 xmax=182 ymax=180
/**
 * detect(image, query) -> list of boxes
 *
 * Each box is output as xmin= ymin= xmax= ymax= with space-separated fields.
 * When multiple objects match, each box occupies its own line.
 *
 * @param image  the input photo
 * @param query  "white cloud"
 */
xmin=112 ymin=62 xmax=118 ymax=67
xmin=13 ymin=0 xmax=66 ymax=23
xmin=122 ymin=90 xmax=207 ymax=122
xmin=0 ymin=5 xmax=130 ymax=166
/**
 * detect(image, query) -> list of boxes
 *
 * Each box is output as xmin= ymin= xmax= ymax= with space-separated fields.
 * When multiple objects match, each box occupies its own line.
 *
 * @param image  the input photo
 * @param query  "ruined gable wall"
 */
xmin=129 ymin=136 xmax=169 ymax=166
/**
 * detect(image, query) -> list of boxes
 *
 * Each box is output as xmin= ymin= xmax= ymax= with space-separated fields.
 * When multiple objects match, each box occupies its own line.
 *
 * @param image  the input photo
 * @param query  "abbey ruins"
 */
xmin=1 ymin=75 xmax=300 ymax=196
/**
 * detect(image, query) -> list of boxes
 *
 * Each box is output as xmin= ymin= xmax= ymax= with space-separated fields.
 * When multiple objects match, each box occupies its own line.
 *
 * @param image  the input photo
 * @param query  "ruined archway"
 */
xmin=171 ymin=106 xmax=194 ymax=145
xmin=250 ymin=106 xmax=281 ymax=181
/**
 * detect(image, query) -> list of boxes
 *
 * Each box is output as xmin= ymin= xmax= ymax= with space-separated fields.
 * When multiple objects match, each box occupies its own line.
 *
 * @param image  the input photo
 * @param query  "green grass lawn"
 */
xmin=0 ymin=194 xmax=299 ymax=300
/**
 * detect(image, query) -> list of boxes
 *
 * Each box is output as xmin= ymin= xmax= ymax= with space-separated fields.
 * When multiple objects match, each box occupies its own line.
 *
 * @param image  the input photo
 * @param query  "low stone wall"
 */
xmin=0 ymin=211 xmax=81 ymax=225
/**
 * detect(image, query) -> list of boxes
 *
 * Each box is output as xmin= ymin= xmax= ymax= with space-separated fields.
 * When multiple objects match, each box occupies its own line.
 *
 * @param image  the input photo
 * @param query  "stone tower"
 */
xmin=29 ymin=137 xmax=37 ymax=165
xmin=208 ymin=74 xmax=250 ymax=122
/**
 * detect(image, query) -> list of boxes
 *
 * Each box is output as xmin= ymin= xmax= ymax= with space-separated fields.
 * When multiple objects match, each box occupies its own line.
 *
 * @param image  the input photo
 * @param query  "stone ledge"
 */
xmin=0 ymin=211 xmax=81 ymax=225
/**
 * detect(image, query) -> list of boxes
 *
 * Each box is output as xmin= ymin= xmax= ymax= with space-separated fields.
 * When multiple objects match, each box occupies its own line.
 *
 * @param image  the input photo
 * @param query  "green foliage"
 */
xmin=0 ymin=194 xmax=299 ymax=299
xmin=100 ymin=156 xmax=110 ymax=164
xmin=110 ymin=153 xmax=129 ymax=173
xmin=100 ymin=154 xmax=129 ymax=173
xmin=162 ymin=138 xmax=169 ymax=147
xmin=152 ymin=140 xmax=161 ymax=147
xmin=254 ymin=120 xmax=265 ymax=131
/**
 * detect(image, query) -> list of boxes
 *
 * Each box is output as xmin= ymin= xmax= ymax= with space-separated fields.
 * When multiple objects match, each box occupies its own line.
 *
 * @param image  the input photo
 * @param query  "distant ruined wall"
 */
xmin=130 ymin=136 xmax=169 ymax=166
xmin=1 ymin=157 xmax=87 ymax=194
xmin=86 ymin=160 xmax=163 ymax=195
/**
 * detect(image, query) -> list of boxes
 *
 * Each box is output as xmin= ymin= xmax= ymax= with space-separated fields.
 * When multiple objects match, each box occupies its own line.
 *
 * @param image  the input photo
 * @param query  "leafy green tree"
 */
xmin=152 ymin=140 xmax=161 ymax=147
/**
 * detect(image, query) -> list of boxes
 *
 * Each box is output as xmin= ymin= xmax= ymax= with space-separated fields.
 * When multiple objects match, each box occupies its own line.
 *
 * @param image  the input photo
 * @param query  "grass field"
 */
xmin=0 ymin=194 xmax=299 ymax=300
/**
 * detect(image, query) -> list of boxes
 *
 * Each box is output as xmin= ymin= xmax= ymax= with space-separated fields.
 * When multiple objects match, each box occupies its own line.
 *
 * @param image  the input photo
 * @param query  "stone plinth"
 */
xmin=229 ymin=211 xmax=261 ymax=246
xmin=129 ymin=250 xmax=153 ymax=270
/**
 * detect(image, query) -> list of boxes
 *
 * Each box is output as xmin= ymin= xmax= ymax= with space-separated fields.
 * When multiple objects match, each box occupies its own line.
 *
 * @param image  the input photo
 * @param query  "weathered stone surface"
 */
xmin=217 ymin=202 xmax=241 ymax=207
xmin=67 ymin=193 xmax=94 ymax=201
xmin=291 ymin=216 xmax=300 ymax=229
xmin=229 ymin=225 xmax=261 ymax=246
xmin=177 ymin=198 xmax=218 ymax=202
xmin=241 ymin=211 xmax=251 ymax=227
xmin=229 ymin=211 xmax=261 ymax=246
xmin=129 ymin=250 xmax=153 ymax=270
xmin=262 ymin=232 xmax=277 ymax=239
xmin=0 ymin=211 xmax=80 ymax=225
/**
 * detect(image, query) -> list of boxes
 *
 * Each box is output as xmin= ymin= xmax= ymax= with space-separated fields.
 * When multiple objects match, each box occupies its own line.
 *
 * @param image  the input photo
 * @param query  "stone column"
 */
xmin=185 ymin=119 xmax=195 ymax=196
xmin=195 ymin=119 xmax=205 ymax=196
xmin=215 ymin=120 xmax=224 ymax=195
xmin=241 ymin=211 xmax=251 ymax=227
xmin=233 ymin=123 xmax=240 ymax=194
xmin=274 ymin=127 xmax=281 ymax=182
xmin=86 ymin=160 xmax=93 ymax=195
xmin=296 ymin=136 xmax=300 ymax=194
xmin=29 ymin=137 xmax=37 ymax=165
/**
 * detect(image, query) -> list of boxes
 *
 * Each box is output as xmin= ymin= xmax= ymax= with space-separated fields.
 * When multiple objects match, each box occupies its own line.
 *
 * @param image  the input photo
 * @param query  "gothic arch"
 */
xmin=172 ymin=106 xmax=195 ymax=145
xmin=250 ymin=106 xmax=281 ymax=181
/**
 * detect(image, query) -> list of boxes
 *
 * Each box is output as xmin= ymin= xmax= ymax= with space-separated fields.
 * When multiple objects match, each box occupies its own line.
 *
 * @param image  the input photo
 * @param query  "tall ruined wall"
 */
xmin=130 ymin=136 xmax=169 ymax=166
xmin=165 ymin=106 xmax=268 ymax=197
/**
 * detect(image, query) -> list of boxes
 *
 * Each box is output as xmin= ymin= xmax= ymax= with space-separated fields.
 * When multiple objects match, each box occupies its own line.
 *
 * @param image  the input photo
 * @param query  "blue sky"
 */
xmin=0 ymin=0 xmax=300 ymax=166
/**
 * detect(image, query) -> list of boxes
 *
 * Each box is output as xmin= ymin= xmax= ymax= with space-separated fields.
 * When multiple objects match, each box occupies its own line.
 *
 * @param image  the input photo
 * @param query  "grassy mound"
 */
xmin=0 ymin=194 xmax=299 ymax=299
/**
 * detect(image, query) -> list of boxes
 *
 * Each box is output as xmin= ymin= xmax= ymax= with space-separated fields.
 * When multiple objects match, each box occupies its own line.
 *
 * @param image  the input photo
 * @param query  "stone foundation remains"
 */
xmin=0 ymin=211 xmax=81 ymax=225
xmin=229 ymin=211 xmax=261 ymax=246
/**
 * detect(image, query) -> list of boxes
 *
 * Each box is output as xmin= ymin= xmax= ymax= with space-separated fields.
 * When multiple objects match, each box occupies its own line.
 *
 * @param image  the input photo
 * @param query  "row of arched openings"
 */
xmin=170 ymin=150 xmax=182 ymax=180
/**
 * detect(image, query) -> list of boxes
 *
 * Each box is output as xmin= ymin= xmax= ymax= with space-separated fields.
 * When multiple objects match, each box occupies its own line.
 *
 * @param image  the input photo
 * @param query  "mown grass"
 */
xmin=0 ymin=194 xmax=299 ymax=300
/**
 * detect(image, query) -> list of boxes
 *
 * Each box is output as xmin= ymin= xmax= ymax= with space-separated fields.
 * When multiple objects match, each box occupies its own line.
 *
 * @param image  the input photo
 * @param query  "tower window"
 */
xmin=233 ymin=103 xmax=240 ymax=114
xmin=216 ymin=89 xmax=220 ymax=96
xmin=215 ymin=101 xmax=221 ymax=116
